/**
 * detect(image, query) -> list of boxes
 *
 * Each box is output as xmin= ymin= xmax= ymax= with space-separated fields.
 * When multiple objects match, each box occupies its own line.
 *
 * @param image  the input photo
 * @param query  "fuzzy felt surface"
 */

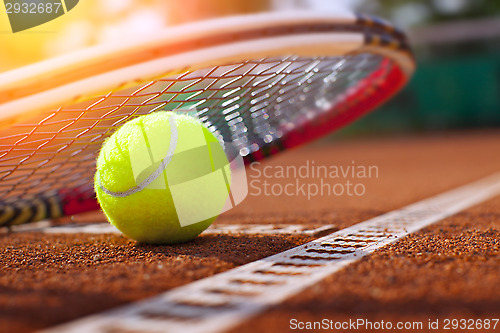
xmin=95 ymin=111 xmax=230 ymax=244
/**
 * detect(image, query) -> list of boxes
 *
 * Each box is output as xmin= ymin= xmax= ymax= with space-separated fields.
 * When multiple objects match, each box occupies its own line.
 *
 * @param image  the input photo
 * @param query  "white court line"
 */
xmin=41 ymin=173 xmax=500 ymax=333
xmin=6 ymin=223 xmax=337 ymax=237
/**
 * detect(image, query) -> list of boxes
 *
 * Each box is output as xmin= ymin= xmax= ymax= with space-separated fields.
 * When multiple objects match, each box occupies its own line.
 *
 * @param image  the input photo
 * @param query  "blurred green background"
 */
xmin=338 ymin=0 xmax=500 ymax=135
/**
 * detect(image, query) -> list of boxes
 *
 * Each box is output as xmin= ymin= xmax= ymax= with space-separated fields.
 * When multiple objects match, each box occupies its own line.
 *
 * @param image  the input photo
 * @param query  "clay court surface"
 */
xmin=1 ymin=131 xmax=500 ymax=332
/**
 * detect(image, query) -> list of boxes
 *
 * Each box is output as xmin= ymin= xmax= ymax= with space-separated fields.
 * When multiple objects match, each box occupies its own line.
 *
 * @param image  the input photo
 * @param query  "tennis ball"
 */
xmin=94 ymin=111 xmax=231 ymax=244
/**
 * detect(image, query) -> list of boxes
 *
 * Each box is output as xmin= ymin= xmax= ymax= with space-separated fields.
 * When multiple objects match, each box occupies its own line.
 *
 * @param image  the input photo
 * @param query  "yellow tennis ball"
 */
xmin=94 ymin=111 xmax=231 ymax=244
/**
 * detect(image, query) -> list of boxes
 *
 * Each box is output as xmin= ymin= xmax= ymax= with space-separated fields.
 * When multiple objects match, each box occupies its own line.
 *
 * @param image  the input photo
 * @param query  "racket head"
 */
xmin=0 ymin=11 xmax=415 ymax=226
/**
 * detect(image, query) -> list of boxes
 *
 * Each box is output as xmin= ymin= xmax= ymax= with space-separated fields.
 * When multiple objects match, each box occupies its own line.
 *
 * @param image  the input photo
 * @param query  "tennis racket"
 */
xmin=0 ymin=11 xmax=415 ymax=227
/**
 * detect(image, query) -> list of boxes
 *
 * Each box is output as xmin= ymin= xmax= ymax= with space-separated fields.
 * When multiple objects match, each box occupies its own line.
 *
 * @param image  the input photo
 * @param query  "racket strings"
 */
xmin=0 ymin=54 xmax=387 ymax=205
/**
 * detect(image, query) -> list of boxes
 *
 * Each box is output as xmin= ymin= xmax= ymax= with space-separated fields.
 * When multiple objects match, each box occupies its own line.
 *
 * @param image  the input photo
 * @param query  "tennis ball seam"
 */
xmin=94 ymin=111 xmax=232 ymax=244
xmin=97 ymin=113 xmax=178 ymax=198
